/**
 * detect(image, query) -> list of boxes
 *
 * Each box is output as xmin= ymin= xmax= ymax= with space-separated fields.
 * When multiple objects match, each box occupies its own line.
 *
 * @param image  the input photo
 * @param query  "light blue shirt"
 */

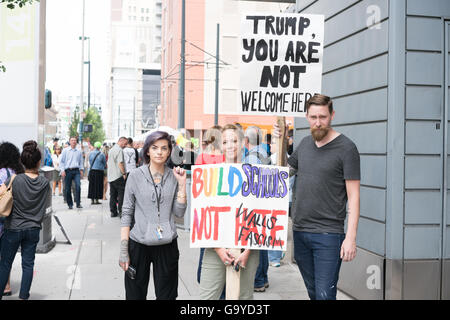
xmin=59 ymin=147 xmax=83 ymax=172
xmin=243 ymin=145 xmax=269 ymax=165
xmin=89 ymin=150 xmax=106 ymax=171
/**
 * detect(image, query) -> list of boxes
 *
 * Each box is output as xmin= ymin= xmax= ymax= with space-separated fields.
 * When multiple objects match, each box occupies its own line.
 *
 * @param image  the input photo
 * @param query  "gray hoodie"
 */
xmin=6 ymin=173 xmax=50 ymax=230
xmin=121 ymin=165 xmax=187 ymax=246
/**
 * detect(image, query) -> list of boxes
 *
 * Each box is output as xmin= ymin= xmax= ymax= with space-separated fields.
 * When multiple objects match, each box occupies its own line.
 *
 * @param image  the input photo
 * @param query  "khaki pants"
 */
xmin=199 ymin=248 xmax=259 ymax=300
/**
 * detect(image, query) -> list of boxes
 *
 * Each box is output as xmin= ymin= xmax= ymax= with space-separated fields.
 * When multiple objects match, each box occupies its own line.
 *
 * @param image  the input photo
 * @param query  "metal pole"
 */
xmin=178 ymin=0 xmax=185 ymax=130
xmin=79 ymin=0 xmax=85 ymax=143
xmin=133 ymin=97 xmax=136 ymax=137
xmin=214 ymin=24 xmax=220 ymax=125
xmin=118 ymin=105 xmax=120 ymax=137
xmin=87 ymin=37 xmax=91 ymax=109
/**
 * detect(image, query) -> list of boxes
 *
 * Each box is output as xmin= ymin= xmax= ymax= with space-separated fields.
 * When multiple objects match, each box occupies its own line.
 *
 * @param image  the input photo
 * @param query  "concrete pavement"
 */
xmin=3 ymin=179 xmax=353 ymax=300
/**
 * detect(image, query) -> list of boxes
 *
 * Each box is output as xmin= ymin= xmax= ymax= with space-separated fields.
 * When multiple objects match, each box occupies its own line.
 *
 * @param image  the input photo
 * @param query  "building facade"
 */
xmin=160 ymin=0 xmax=292 ymax=135
xmin=292 ymin=0 xmax=450 ymax=300
xmin=107 ymin=0 xmax=162 ymax=138
xmin=0 ymin=1 xmax=46 ymax=149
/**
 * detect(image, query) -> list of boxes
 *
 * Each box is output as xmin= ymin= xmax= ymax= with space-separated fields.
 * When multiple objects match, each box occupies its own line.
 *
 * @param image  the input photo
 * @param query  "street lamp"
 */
xmin=79 ymin=110 xmax=86 ymax=144
xmin=79 ymin=36 xmax=91 ymax=109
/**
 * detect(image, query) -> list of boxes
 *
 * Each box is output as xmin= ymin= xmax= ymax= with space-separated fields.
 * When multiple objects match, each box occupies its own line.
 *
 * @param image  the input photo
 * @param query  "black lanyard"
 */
xmin=148 ymin=168 xmax=163 ymax=215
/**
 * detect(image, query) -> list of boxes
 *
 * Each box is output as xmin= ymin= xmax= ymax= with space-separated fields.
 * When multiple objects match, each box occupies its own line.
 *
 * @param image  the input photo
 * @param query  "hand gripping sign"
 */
xmin=190 ymin=163 xmax=289 ymax=251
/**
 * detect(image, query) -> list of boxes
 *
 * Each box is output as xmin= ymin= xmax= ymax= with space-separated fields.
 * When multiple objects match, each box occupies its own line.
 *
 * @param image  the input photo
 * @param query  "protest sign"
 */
xmin=190 ymin=163 xmax=290 ymax=251
xmin=239 ymin=13 xmax=324 ymax=117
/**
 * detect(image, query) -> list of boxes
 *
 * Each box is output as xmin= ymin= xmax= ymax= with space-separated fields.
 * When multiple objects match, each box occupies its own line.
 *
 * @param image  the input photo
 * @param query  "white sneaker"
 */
xmin=270 ymin=262 xmax=281 ymax=267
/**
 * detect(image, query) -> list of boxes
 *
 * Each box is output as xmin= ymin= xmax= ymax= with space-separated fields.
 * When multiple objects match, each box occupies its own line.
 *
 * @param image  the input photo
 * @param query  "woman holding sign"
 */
xmin=199 ymin=124 xmax=260 ymax=300
xmin=119 ymin=131 xmax=187 ymax=300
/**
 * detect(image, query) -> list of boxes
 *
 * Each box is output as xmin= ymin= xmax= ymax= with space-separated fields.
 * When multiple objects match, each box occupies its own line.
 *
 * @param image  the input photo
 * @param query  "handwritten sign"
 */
xmin=239 ymin=13 xmax=324 ymax=117
xmin=190 ymin=163 xmax=289 ymax=251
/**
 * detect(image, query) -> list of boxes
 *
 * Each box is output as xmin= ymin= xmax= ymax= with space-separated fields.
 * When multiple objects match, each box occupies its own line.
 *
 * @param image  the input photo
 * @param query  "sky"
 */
xmin=45 ymin=0 xmax=110 ymax=104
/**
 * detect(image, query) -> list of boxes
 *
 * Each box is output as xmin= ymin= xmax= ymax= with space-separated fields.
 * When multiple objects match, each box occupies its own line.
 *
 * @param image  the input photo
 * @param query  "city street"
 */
xmin=3 ymin=179 xmax=352 ymax=300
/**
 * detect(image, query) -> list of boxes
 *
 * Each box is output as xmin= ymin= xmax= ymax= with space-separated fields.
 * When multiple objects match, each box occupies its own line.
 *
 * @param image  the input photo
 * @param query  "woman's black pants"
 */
xmin=125 ymin=238 xmax=179 ymax=300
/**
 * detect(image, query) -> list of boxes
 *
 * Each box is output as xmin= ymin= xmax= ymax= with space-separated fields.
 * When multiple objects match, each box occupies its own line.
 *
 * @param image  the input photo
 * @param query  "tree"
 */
xmin=1 ymin=0 xmax=35 ymax=9
xmin=0 ymin=0 xmax=38 ymax=72
xmin=69 ymin=107 xmax=106 ymax=144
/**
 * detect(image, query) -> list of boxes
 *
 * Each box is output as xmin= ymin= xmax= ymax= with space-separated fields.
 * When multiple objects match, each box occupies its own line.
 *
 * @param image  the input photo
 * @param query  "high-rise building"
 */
xmin=107 ymin=0 xmax=162 ymax=138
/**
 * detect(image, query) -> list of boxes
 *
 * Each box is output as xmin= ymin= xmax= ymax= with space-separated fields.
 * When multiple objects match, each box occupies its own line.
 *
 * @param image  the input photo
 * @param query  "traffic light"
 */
xmin=83 ymin=124 xmax=93 ymax=132
xmin=45 ymin=89 xmax=52 ymax=109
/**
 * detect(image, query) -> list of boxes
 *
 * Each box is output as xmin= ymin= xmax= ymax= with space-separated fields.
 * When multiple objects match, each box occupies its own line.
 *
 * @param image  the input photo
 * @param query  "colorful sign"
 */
xmin=190 ymin=163 xmax=290 ymax=251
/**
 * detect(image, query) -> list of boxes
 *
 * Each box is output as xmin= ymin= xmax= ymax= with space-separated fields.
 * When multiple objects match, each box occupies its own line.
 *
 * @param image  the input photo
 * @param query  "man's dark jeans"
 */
xmin=254 ymin=250 xmax=269 ymax=288
xmin=0 ymin=228 xmax=40 ymax=300
xmin=293 ymin=231 xmax=345 ymax=300
xmin=65 ymin=169 xmax=81 ymax=207
xmin=110 ymin=177 xmax=125 ymax=216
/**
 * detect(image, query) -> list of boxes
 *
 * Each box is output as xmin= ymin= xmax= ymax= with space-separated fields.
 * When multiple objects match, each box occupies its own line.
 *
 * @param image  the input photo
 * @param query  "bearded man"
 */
xmin=274 ymin=94 xmax=361 ymax=300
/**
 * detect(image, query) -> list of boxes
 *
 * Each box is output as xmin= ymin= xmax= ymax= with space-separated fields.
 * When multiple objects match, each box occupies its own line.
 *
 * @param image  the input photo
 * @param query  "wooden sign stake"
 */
xmin=276 ymin=116 xmax=287 ymax=166
xmin=225 ymin=248 xmax=242 ymax=300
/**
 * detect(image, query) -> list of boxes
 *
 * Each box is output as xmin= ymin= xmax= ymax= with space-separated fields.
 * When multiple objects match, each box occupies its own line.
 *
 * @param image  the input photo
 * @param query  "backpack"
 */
xmin=44 ymin=148 xmax=53 ymax=167
xmin=0 ymin=169 xmax=16 ymax=217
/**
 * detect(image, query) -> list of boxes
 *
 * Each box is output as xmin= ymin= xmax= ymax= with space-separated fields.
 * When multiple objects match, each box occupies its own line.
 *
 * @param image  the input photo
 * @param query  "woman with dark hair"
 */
xmin=119 ymin=131 xmax=187 ymax=300
xmin=0 ymin=140 xmax=50 ymax=300
xmin=0 ymin=141 xmax=24 ymax=296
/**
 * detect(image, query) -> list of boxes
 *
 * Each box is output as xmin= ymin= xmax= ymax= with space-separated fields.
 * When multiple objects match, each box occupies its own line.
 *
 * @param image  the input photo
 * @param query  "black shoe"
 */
xmin=68 ymin=206 xmax=73 ymax=210
xmin=95 ymin=199 xmax=101 ymax=204
xmin=3 ymin=290 xmax=12 ymax=296
xmin=76 ymin=205 xmax=83 ymax=209
xmin=91 ymin=199 xmax=95 ymax=205
xmin=111 ymin=213 xmax=118 ymax=217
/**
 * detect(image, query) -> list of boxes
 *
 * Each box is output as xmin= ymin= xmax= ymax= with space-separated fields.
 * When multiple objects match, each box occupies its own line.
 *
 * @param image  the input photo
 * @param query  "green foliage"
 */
xmin=69 ymin=110 xmax=80 ymax=139
xmin=0 ymin=0 xmax=39 ymax=72
xmin=69 ymin=107 xmax=106 ymax=144
xmin=1 ymin=0 xmax=36 ymax=10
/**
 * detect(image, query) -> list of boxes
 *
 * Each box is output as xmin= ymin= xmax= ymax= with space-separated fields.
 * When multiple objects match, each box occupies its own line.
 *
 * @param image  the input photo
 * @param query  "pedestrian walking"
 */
xmin=119 ymin=131 xmax=187 ymax=300
xmin=123 ymin=137 xmax=138 ymax=177
xmin=107 ymin=137 xmax=127 ymax=218
xmin=59 ymin=137 xmax=84 ymax=209
xmin=274 ymin=94 xmax=361 ymax=300
xmin=267 ymin=140 xmax=289 ymax=268
xmin=0 ymin=142 xmax=24 ymax=297
xmin=51 ymin=146 xmax=63 ymax=196
xmin=102 ymin=144 xmax=110 ymax=200
xmin=0 ymin=140 xmax=50 ymax=300
xmin=88 ymin=142 xmax=106 ymax=205
xmin=199 ymin=124 xmax=259 ymax=300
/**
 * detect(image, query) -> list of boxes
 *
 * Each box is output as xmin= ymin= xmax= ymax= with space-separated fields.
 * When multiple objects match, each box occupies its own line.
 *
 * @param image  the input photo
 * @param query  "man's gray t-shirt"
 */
xmin=287 ymin=134 xmax=360 ymax=234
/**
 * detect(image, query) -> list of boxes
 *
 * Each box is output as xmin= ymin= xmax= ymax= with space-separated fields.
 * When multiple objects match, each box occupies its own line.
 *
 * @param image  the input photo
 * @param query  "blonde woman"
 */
xmin=199 ymin=124 xmax=259 ymax=300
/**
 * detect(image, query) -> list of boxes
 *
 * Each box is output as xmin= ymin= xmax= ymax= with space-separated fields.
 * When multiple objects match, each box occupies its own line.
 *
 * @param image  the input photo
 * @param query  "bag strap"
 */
xmin=91 ymin=152 xmax=101 ymax=168
xmin=7 ymin=174 xmax=16 ymax=190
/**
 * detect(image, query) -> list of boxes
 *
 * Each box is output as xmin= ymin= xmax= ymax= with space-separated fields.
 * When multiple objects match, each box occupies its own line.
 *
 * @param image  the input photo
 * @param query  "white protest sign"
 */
xmin=190 ymin=163 xmax=289 ymax=251
xmin=239 ymin=13 xmax=324 ymax=117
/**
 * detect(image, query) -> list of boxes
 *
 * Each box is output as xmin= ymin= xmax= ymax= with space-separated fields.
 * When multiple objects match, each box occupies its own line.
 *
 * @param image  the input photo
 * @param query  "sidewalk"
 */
xmin=3 ymin=179 xmax=352 ymax=300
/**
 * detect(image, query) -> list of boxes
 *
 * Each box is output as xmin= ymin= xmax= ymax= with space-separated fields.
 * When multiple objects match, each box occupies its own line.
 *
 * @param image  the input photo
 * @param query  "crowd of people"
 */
xmin=0 ymin=94 xmax=360 ymax=301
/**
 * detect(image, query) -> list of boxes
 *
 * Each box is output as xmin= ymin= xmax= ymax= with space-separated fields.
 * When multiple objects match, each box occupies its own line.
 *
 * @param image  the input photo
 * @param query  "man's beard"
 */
xmin=311 ymin=126 xmax=330 ymax=141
